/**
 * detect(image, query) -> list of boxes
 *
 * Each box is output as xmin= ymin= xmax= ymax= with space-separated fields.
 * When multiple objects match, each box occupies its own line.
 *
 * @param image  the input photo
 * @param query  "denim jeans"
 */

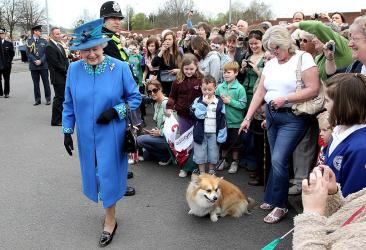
xmin=264 ymin=106 xmax=308 ymax=208
xmin=136 ymin=134 xmax=171 ymax=161
xmin=193 ymin=133 xmax=219 ymax=164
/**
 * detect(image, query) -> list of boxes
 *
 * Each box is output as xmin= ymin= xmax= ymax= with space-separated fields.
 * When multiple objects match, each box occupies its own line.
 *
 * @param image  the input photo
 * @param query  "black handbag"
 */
xmin=123 ymin=104 xmax=137 ymax=153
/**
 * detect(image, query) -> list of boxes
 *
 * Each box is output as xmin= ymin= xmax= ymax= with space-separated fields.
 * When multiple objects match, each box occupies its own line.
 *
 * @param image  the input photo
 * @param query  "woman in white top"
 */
xmin=239 ymin=25 xmax=321 ymax=224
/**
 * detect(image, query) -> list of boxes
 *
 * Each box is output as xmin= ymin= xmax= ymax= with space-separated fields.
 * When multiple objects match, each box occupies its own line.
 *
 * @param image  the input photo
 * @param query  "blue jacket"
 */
xmin=62 ymin=56 xmax=141 ymax=208
xmin=26 ymin=36 xmax=48 ymax=70
xmin=325 ymin=127 xmax=366 ymax=197
xmin=191 ymin=96 xmax=227 ymax=144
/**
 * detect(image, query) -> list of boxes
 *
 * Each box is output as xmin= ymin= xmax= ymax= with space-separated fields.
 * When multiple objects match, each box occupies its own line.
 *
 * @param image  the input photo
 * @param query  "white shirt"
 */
xmin=328 ymin=124 xmax=366 ymax=156
xmin=262 ymin=51 xmax=316 ymax=105
xmin=204 ymin=96 xmax=218 ymax=133
xmin=361 ymin=64 xmax=366 ymax=75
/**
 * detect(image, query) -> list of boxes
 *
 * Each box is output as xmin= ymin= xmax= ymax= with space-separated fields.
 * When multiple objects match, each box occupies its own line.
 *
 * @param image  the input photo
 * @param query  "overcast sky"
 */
xmin=43 ymin=0 xmax=365 ymax=29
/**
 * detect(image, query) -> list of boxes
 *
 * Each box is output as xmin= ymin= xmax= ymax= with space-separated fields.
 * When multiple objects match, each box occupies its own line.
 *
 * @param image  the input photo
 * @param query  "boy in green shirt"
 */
xmin=215 ymin=61 xmax=247 ymax=174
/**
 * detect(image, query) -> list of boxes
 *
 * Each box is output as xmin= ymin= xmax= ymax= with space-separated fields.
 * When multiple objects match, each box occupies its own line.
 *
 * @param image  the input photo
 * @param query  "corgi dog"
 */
xmin=186 ymin=173 xmax=255 ymax=222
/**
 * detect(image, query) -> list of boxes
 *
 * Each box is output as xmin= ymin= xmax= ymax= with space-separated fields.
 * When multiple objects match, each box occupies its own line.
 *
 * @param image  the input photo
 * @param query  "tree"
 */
xmin=17 ymin=0 xmax=46 ymax=33
xmin=131 ymin=13 xmax=152 ymax=30
xmin=155 ymin=0 xmax=195 ymax=28
xmin=242 ymin=0 xmax=273 ymax=23
xmin=71 ymin=9 xmax=97 ymax=29
xmin=1 ymin=0 xmax=21 ymax=39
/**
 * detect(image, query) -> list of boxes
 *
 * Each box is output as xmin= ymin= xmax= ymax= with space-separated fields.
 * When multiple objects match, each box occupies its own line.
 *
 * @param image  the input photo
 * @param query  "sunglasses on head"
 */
xmin=147 ymin=88 xmax=159 ymax=95
xmin=299 ymin=38 xmax=308 ymax=43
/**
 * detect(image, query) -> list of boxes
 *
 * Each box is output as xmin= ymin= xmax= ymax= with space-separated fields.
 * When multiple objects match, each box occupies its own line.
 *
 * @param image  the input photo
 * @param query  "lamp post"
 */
xmin=229 ymin=0 xmax=232 ymax=24
xmin=45 ymin=0 xmax=50 ymax=34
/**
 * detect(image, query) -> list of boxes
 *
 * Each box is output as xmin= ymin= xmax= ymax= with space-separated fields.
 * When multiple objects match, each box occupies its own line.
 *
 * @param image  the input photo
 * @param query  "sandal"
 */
xmin=263 ymin=207 xmax=288 ymax=224
xmin=259 ymin=203 xmax=273 ymax=210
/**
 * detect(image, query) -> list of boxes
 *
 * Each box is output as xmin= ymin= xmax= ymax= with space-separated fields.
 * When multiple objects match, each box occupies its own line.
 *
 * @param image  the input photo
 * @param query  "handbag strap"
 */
xmin=125 ymin=103 xmax=133 ymax=129
xmin=296 ymin=52 xmax=305 ymax=89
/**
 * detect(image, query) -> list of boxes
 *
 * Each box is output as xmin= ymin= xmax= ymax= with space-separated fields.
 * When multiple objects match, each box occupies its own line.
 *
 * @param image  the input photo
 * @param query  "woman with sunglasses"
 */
xmin=136 ymin=80 xmax=171 ymax=165
xmin=287 ymin=19 xmax=352 ymax=81
xmin=239 ymin=25 xmax=321 ymax=224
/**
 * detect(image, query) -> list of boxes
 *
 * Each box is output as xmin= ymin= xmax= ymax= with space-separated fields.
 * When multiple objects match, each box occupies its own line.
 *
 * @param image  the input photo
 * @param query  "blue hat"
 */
xmin=70 ymin=18 xmax=111 ymax=51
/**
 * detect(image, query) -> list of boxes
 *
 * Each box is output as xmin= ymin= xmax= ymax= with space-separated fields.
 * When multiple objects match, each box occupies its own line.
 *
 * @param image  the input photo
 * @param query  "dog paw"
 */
xmin=188 ymin=210 xmax=193 ymax=215
xmin=210 ymin=214 xmax=218 ymax=222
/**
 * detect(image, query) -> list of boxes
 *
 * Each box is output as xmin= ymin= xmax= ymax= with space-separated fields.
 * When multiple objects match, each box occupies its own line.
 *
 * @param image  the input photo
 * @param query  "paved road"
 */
xmin=0 ymin=61 xmax=295 ymax=250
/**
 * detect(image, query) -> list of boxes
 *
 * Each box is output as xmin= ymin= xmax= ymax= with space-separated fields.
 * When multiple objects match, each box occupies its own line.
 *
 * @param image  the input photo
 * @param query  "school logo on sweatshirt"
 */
xmin=333 ymin=156 xmax=343 ymax=171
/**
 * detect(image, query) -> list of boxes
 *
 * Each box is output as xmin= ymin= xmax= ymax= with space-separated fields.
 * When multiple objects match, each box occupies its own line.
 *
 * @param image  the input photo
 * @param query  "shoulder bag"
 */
xmin=292 ymin=52 xmax=325 ymax=115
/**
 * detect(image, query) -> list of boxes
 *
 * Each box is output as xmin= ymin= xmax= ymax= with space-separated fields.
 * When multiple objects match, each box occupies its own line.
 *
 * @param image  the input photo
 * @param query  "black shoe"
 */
xmin=127 ymin=171 xmax=133 ymax=179
xmin=124 ymin=186 xmax=135 ymax=196
xmin=4 ymin=94 xmax=9 ymax=98
xmin=248 ymin=179 xmax=264 ymax=186
xmin=33 ymin=101 xmax=41 ymax=106
xmin=45 ymin=100 xmax=51 ymax=105
xmin=99 ymin=222 xmax=117 ymax=247
xmin=51 ymin=122 xmax=62 ymax=126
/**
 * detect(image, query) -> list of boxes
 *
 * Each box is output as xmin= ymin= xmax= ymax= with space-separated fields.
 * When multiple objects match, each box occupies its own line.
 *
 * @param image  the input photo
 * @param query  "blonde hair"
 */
xmin=262 ymin=25 xmax=297 ymax=54
xmin=223 ymin=61 xmax=240 ymax=73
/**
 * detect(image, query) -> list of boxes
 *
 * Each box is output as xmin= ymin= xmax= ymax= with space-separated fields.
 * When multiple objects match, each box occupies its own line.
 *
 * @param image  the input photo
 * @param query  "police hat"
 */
xmin=0 ymin=28 xmax=5 ymax=34
xmin=100 ymin=1 xmax=124 ymax=19
xmin=31 ymin=25 xmax=43 ymax=32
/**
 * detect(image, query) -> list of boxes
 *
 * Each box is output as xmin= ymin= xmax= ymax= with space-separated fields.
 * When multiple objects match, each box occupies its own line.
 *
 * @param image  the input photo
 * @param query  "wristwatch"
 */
xmin=244 ymin=117 xmax=252 ymax=122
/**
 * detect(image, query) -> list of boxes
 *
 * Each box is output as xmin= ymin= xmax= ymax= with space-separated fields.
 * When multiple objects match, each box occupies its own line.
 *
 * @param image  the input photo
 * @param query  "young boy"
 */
xmin=128 ymin=40 xmax=144 ymax=87
xmin=215 ymin=61 xmax=247 ymax=173
xmin=191 ymin=75 xmax=227 ymax=175
xmin=316 ymin=111 xmax=333 ymax=166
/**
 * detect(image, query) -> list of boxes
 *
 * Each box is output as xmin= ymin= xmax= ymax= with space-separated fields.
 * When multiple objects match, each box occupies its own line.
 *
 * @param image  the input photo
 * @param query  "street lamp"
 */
xmin=45 ymin=0 xmax=50 ymax=34
xmin=229 ymin=0 xmax=232 ymax=24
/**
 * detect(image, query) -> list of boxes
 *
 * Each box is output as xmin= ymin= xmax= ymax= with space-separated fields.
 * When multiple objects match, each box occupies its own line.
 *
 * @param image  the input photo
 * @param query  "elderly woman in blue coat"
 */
xmin=62 ymin=19 xmax=141 ymax=247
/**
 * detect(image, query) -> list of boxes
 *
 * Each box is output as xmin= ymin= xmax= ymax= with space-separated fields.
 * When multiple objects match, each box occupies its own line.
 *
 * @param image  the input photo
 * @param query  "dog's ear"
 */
xmin=219 ymin=177 xmax=224 ymax=180
xmin=190 ymin=174 xmax=200 ymax=186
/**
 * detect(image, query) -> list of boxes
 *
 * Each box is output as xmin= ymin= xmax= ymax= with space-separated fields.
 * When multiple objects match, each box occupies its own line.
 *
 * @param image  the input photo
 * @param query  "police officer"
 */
xmin=0 ymin=28 xmax=15 ymax=98
xmin=100 ymin=1 xmax=136 ymax=196
xmin=26 ymin=25 xmax=51 ymax=106
xmin=100 ymin=1 xmax=129 ymax=62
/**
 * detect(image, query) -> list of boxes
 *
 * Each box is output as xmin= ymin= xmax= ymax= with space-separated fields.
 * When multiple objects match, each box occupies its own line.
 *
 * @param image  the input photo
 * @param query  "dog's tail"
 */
xmin=247 ymin=197 xmax=256 ymax=211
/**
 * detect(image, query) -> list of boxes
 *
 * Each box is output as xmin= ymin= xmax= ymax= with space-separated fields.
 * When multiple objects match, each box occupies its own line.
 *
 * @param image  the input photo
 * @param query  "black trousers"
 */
xmin=51 ymin=84 xmax=65 ymax=124
xmin=0 ymin=67 xmax=11 ymax=96
xmin=20 ymin=51 xmax=28 ymax=62
xmin=31 ymin=69 xmax=51 ymax=102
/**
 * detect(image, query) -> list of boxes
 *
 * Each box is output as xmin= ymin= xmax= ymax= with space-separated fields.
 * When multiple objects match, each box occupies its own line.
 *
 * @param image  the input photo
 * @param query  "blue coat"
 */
xmin=62 ymin=56 xmax=141 ymax=208
xmin=26 ymin=36 xmax=48 ymax=70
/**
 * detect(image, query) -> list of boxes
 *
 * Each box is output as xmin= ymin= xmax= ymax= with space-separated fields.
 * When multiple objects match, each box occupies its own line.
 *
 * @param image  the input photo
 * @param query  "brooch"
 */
xmin=109 ymin=63 xmax=115 ymax=71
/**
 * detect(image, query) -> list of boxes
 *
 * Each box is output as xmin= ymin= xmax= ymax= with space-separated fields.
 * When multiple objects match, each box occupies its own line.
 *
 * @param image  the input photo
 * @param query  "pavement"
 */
xmin=0 ymin=60 xmax=297 ymax=250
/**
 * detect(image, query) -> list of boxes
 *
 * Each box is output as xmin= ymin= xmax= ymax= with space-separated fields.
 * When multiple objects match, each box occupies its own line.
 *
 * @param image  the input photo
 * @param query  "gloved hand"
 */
xmin=96 ymin=108 xmax=118 ymax=124
xmin=64 ymin=133 xmax=74 ymax=156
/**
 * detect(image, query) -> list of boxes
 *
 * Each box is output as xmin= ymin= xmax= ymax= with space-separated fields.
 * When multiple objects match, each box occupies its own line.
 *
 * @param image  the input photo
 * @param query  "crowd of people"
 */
xmin=1 ymin=1 xmax=366 ymax=248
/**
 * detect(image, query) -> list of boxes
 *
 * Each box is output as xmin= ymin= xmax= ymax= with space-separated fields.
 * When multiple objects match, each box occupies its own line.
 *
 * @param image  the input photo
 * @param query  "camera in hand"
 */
xmin=314 ymin=13 xmax=320 ymax=19
xmin=242 ymin=59 xmax=253 ymax=68
xmin=238 ymin=35 xmax=245 ymax=42
xmin=327 ymin=43 xmax=335 ymax=52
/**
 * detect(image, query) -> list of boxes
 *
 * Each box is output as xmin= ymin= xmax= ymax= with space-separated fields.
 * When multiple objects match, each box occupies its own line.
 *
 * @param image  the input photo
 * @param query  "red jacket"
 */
xmin=167 ymin=76 xmax=202 ymax=118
